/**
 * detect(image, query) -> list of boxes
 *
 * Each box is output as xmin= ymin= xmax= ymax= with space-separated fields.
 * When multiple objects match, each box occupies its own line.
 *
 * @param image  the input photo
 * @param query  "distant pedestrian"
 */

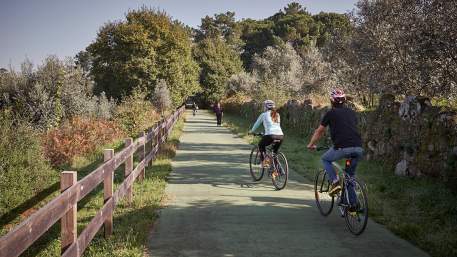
xmin=214 ymin=102 xmax=223 ymax=126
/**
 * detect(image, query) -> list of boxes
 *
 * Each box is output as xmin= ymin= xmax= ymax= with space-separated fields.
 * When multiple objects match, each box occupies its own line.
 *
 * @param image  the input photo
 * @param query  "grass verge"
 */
xmin=223 ymin=112 xmax=457 ymax=257
xmin=17 ymin=117 xmax=185 ymax=257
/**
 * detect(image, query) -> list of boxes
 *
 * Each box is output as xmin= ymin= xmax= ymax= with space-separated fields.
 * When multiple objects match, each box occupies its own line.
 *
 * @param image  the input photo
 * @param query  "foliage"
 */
xmin=0 ymin=56 xmax=115 ymax=130
xmin=226 ymin=71 xmax=258 ymax=97
xmin=113 ymin=88 xmax=160 ymax=137
xmin=300 ymin=46 xmax=339 ymax=93
xmin=152 ymin=79 xmax=171 ymax=114
xmin=238 ymin=2 xmax=351 ymax=68
xmin=0 ymin=111 xmax=57 ymax=219
xmin=325 ymin=0 xmax=457 ymax=101
xmin=195 ymin=11 xmax=243 ymax=48
xmin=250 ymin=43 xmax=304 ymax=105
xmin=43 ymin=116 xmax=124 ymax=167
xmin=194 ymin=36 xmax=243 ymax=103
xmin=87 ymin=7 xmax=200 ymax=106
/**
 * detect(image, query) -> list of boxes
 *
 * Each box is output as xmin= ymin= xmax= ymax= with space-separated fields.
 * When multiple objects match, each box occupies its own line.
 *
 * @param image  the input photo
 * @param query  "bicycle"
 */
xmin=313 ymin=146 xmax=369 ymax=235
xmin=249 ymin=133 xmax=289 ymax=190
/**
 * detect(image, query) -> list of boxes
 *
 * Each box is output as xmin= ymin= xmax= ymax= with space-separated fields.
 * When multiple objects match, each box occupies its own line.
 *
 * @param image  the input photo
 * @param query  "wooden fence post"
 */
xmin=124 ymin=138 xmax=133 ymax=204
xmin=148 ymin=127 xmax=153 ymax=166
xmin=103 ymin=149 xmax=114 ymax=238
xmin=61 ymin=171 xmax=77 ymax=254
xmin=157 ymin=121 xmax=163 ymax=147
xmin=139 ymin=131 xmax=145 ymax=181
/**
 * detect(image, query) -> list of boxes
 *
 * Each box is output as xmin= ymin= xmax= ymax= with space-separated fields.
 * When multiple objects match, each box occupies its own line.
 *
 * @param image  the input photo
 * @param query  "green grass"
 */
xmin=14 ymin=118 xmax=185 ymax=257
xmin=223 ymin=112 xmax=457 ymax=257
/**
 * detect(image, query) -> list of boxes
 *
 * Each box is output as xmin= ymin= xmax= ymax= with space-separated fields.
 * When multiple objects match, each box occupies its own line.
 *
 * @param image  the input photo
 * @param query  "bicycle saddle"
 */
xmin=347 ymin=153 xmax=359 ymax=159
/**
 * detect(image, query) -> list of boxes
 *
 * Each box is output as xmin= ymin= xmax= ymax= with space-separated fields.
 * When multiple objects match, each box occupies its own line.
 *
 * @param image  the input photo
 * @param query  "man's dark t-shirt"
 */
xmin=321 ymin=106 xmax=362 ymax=148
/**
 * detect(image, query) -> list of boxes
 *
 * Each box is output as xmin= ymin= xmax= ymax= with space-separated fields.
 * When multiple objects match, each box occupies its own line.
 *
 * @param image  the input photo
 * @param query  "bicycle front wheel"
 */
xmin=249 ymin=146 xmax=264 ymax=181
xmin=271 ymin=152 xmax=288 ymax=190
xmin=344 ymin=177 xmax=369 ymax=235
xmin=314 ymin=170 xmax=334 ymax=216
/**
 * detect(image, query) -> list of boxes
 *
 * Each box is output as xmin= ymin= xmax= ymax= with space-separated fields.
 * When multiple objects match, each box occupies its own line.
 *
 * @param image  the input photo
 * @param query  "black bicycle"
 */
xmin=249 ymin=133 xmax=289 ymax=190
xmin=314 ymin=147 xmax=369 ymax=235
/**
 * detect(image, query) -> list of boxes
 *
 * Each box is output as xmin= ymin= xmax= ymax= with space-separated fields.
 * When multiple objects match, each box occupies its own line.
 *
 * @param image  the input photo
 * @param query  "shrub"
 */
xmin=43 ymin=117 xmax=124 ymax=166
xmin=113 ymin=88 xmax=160 ymax=137
xmin=0 ymin=112 xmax=57 ymax=219
xmin=0 ymin=57 xmax=116 ymax=130
xmin=152 ymin=79 xmax=171 ymax=115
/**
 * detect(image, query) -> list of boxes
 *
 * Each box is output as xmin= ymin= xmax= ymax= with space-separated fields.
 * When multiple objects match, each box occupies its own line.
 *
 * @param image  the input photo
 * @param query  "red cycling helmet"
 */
xmin=330 ymin=89 xmax=346 ymax=104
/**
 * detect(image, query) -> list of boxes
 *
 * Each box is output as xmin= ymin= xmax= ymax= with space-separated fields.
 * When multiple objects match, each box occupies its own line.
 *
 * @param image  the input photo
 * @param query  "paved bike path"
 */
xmin=149 ymin=110 xmax=429 ymax=257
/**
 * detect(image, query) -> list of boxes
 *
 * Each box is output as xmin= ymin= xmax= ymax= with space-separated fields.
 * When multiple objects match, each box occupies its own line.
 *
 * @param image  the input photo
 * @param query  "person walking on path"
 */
xmin=214 ymin=102 xmax=223 ymax=126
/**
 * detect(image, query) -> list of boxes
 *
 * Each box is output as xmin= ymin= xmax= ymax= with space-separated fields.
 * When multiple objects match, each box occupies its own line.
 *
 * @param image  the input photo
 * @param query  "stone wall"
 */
xmin=224 ymin=95 xmax=457 ymax=184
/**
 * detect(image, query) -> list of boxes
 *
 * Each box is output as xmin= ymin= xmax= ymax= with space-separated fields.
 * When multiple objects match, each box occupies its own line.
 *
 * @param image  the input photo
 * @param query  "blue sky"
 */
xmin=0 ymin=0 xmax=358 ymax=69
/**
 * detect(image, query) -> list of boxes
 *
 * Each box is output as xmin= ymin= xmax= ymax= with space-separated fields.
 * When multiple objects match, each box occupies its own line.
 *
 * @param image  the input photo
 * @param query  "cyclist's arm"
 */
xmin=307 ymin=125 xmax=326 ymax=148
xmin=249 ymin=113 xmax=264 ymax=133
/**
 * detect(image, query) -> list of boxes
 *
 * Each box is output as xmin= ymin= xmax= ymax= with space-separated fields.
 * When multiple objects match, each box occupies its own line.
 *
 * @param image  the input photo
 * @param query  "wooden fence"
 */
xmin=0 ymin=106 xmax=185 ymax=257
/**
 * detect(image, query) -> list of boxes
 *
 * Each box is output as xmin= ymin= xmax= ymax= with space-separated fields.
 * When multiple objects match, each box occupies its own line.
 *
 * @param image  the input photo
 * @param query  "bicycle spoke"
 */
xmin=344 ymin=178 xmax=368 ymax=235
xmin=314 ymin=170 xmax=334 ymax=216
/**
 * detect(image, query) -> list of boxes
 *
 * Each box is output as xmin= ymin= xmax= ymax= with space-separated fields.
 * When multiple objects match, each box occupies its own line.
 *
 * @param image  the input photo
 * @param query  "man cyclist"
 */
xmin=249 ymin=100 xmax=284 ymax=168
xmin=192 ymin=102 xmax=198 ymax=116
xmin=307 ymin=89 xmax=363 ymax=211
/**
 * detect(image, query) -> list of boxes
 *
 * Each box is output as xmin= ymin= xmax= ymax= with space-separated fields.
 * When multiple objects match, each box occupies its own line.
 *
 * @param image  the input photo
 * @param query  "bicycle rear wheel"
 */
xmin=271 ymin=152 xmax=288 ymax=190
xmin=249 ymin=146 xmax=264 ymax=181
xmin=314 ymin=170 xmax=334 ymax=216
xmin=344 ymin=178 xmax=369 ymax=235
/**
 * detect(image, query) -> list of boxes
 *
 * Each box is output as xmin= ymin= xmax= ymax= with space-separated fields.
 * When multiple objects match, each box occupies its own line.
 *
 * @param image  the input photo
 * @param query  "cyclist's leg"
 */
xmin=271 ymin=135 xmax=284 ymax=154
xmin=271 ymin=135 xmax=284 ymax=173
xmin=321 ymin=147 xmax=346 ymax=183
xmin=258 ymin=135 xmax=273 ymax=161
xmin=343 ymin=147 xmax=364 ymax=206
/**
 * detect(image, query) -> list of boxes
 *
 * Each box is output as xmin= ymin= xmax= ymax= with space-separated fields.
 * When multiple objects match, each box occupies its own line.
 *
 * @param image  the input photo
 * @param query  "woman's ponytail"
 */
xmin=270 ymin=108 xmax=279 ymax=123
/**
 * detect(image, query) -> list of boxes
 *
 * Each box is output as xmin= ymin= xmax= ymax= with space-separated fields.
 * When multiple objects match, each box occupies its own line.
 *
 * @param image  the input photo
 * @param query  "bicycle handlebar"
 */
xmin=315 ymin=146 xmax=330 ymax=151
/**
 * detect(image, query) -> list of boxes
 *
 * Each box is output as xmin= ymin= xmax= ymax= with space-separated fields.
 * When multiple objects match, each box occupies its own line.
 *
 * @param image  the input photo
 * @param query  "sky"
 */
xmin=0 ymin=0 xmax=358 ymax=70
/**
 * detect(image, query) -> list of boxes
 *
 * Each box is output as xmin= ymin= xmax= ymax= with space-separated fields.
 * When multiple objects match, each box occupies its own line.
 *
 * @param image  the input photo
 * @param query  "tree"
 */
xmin=340 ymin=0 xmax=457 ymax=99
xmin=195 ymin=12 xmax=242 ymax=48
xmin=87 ymin=7 xmax=200 ymax=106
xmin=312 ymin=12 xmax=352 ymax=47
xmin=237 ymin=3 xmax=351 ymax=69
xmin=75 ymin=50 xmax=93 ymax=76
xmin=284 ymin=2 xmax=306 ymax=15
xmin=250 ymin=43 xmax=304 ymax=104
xmin=194 ymin=37 xmax=243 ymax=103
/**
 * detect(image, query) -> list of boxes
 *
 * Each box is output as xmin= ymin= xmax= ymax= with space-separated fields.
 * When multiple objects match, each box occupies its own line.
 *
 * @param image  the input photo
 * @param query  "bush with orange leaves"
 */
xmin=43 ymin=117 xmax=125 ymax=166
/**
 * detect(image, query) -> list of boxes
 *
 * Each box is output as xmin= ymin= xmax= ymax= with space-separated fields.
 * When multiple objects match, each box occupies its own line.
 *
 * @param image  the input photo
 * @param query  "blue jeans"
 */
xmin=321 ymin=147 xmax=363 ymax=205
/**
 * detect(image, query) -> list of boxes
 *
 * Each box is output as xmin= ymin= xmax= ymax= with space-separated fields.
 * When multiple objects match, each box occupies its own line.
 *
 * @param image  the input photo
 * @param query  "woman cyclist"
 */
xmin=249 ymin=100 xmax=284 ymax=167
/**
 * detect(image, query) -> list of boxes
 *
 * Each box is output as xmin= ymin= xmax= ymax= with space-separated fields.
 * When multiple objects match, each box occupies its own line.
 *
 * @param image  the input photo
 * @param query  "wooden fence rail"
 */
xmin=0 ymin=106 xmax=185 ymax=257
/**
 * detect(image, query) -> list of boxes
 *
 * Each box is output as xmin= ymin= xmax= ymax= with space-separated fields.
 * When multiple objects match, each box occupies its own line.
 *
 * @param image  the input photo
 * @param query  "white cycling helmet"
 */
xmin=330 ymin=89 xmax=346 ymax=104
xmin=264 ymin=100 xmax=275 ymax=110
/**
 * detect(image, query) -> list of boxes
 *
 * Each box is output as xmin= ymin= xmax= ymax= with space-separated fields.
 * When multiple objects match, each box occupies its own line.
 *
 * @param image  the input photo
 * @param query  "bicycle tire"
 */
xmin=271 ymin=152 xmax=288 ymax=190
xmin=344 ymin=177 xmax=369 ymax=235
xmin=249 ymin=146 xmax=264 ymax=181
xmin=314 ymin=170 xmax=335 ymax=216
